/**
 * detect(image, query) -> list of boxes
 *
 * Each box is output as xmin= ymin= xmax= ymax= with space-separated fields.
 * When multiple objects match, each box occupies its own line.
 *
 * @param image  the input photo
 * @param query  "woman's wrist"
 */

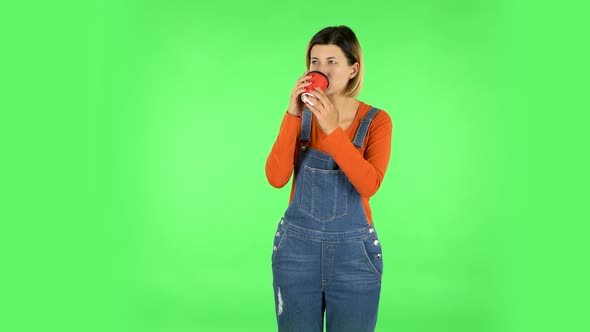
xmin=286 ymin=109 xmax=301 ymax=117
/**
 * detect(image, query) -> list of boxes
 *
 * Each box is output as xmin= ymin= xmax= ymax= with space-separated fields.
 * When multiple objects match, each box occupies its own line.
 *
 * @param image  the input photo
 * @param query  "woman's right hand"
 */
xmin=287 ymin=71 xmax=312 ymax=117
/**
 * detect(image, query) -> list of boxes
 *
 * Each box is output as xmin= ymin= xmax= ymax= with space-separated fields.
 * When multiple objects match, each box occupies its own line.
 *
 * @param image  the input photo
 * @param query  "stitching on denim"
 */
xmin=359 ymin=240 xmax=383 ymax=278
xmin=353 ymin=107 xmax=381 ymax=148
xmin=297 ymin=167 xmax=349 ymax=222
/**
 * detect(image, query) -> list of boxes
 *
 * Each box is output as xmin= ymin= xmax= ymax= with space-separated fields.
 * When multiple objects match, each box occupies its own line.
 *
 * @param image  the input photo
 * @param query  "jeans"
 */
xmin=272 ymin=218 xmax=382 ymax=332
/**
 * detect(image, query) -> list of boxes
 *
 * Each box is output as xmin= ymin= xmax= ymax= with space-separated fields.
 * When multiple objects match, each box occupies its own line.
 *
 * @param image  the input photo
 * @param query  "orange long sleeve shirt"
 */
xmin=265 ymin=101 xmax=393 ymax=225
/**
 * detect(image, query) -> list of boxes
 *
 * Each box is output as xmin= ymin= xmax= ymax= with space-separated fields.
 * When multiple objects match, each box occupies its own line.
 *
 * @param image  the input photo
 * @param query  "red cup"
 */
xmin=301 ymin=71 xmax=329 ymax=106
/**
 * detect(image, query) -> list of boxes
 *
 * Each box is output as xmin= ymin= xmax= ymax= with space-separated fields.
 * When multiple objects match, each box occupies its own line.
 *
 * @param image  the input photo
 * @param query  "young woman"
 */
xmin=265 ymin=25 xmax=393 ymax=332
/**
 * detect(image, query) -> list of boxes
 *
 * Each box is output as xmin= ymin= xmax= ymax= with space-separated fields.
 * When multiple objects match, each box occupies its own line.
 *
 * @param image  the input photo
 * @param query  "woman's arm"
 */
xmin=322 ymin=111 xmax=393 ymax=197
xmin=265 ymin=112 xmax=302 ymax=188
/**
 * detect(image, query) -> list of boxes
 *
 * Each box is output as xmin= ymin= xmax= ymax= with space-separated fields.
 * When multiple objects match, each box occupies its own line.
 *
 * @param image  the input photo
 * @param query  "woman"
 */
xmin=265 ymin=25 xmax=393 ymax=332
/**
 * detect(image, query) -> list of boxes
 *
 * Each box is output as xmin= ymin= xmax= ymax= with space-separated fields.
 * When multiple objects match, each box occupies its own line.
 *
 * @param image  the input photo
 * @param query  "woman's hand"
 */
xmin=306 ymin=87 xmax=339 ymax=135
xmin=287 ymin=71 xmax=312 ymax=117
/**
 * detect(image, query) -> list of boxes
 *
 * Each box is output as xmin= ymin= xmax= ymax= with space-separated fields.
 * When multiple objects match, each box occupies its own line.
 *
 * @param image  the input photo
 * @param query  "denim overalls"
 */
xmin=272 ymin=107 xmax=383 ymax=332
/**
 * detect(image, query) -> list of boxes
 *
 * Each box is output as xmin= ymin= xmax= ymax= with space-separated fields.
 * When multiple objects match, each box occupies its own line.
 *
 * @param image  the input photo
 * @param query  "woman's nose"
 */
xmin=310 ymin=63 xmax=328 ymax=74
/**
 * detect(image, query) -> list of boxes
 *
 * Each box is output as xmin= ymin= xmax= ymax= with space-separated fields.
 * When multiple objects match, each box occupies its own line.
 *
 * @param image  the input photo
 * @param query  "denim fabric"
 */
xmin=272 ymin=108 xmax=384 ymax=332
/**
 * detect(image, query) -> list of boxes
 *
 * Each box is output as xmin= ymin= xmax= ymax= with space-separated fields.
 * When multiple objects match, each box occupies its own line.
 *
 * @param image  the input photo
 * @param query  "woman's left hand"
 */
xmin=306 ymin=87 xmax=339 ymax=135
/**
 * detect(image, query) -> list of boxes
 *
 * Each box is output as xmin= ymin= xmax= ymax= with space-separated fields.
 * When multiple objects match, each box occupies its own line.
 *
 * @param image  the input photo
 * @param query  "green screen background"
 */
xmin=2 ymin=0 xmax=588 ymax=331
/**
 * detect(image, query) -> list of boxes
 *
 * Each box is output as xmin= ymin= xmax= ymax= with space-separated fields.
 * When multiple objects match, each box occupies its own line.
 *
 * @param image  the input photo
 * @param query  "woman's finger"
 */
xmin=306 ymin=93 xmax=324 ymax=110
xmin=308 ymin=98 xmax=324 ymax=114
xmin=295 ymin=79 xmax=313 ymax=90
xmin=307 ymin=103 xmax=320 ymax=117
xmin=297 ymin=74 xmax=312 ymax=84
xmin=312 ymin=88 xmax=332 ymax=109
xmin=312 ymin=87 xmax=328 ymax=100
xmin=299 ymin=81 xmax=313 ymax=88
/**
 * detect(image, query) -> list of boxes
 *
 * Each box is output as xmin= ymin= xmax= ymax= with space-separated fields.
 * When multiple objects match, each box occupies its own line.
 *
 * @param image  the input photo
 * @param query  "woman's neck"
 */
xmin=330 ymin=95 xmax=360 ymax=118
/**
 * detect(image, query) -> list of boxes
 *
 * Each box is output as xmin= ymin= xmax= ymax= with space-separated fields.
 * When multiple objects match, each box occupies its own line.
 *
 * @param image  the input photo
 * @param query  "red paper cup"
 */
xmin=301 ymin=71 xmax=329 ymax=106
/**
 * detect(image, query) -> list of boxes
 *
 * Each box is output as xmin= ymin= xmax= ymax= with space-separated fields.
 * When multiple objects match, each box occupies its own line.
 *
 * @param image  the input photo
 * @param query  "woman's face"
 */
xmin=309 ymin=44 xmax=358 ymax=96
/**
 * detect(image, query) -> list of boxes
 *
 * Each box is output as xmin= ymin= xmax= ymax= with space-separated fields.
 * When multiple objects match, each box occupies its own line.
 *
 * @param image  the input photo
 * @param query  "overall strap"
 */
xmin=299 ymin=108 xmax=313 ymax=144
xmin=352 ymin=107 xmax=381 ymax=148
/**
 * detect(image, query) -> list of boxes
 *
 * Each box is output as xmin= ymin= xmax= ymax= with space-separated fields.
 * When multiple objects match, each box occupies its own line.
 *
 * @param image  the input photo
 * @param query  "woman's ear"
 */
xmin=349 ymin=62 xmax=359 ymax=79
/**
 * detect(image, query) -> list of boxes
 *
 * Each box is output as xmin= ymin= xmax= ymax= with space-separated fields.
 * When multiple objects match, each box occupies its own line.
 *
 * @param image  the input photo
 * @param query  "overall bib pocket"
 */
xmin=298 ymin=166 xmax=349 ymax=222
